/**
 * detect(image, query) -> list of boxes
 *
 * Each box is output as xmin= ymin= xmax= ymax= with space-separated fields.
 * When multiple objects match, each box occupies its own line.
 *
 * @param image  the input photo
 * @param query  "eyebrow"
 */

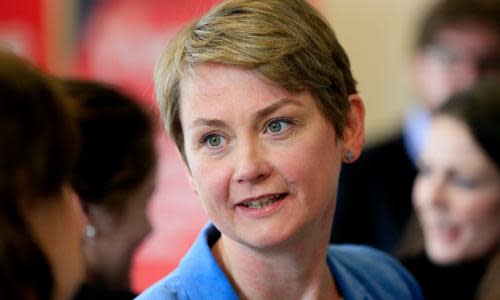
xmin=189 ymin=97 xmax=304 ymax=129
xmin=254 ymin=97 xmax=303 ymax=123
xmin=190 ymin=118 xmax=227 ymax=129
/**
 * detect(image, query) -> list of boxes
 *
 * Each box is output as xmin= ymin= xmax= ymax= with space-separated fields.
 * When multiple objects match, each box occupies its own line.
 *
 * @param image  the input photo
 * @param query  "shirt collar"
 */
xmin=327 ymin=252 xmax=370 ymax=300
xmin=177 ymin=223 xmax=240 ymax=300
xmin=403 ymin=104 xmax=431 ymax=165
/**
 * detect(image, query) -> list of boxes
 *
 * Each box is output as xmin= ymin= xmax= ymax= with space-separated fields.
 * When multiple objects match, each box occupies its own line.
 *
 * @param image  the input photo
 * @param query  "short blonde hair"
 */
xmin=155 ymin=0 xmax=357 ymax=159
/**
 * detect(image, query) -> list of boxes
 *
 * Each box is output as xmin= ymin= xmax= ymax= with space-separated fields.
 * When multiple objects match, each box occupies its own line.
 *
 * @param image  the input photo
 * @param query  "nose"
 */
xmin=414 ymin=174 xmax=448 ymax=210
xmin=233 ymin=139 xmax=272 ymax=184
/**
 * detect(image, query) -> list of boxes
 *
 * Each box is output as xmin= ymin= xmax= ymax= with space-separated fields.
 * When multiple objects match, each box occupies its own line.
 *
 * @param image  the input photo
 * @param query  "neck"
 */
xmin=212 ymin=224 xmax=340 ymax=300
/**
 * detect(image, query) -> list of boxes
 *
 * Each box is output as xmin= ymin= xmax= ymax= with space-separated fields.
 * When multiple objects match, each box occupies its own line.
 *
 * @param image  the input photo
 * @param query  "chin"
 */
xmin=426 ymin=244 xmax=464 ymax=266
xmin=255 ymin=236 xmax=292 ymax=250
xmin=233 ymin=224 xmax=297 ymax=251
xmin=235 ymin=231 xmax=288 ymax=251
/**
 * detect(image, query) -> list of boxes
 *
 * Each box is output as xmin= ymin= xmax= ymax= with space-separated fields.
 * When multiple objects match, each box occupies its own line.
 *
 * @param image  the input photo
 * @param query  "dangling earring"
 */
xmin=343 ymin=151 xmax=354 ymax=162
xmin=86 ymin=224 xmax=96 ymax=238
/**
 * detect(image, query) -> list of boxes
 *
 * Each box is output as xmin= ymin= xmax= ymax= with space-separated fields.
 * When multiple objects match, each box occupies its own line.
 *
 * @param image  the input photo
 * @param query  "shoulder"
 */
xmin=135 ymin=270 xmax=186 ymax=300
xmin=328 ymin=245 xmax=423 ymax=300
xmin=401 ymin=252 xmax=431 ymax=278
xmin=329 ymin=244 xmax=409 ymax=275
xmin=135 ymin=223 xmax=237 ymax=300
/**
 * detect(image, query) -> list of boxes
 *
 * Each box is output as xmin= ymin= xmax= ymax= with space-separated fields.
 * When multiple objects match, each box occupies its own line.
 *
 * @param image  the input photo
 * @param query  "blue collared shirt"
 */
xmin=136 ymin=223 xmax=422 ymax=300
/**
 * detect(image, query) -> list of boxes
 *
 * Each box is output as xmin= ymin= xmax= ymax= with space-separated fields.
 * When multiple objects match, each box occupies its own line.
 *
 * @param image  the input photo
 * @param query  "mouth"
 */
xmin=425 ymin=220 xmax=460 ymax=242
xmin=238 ymin=193 xmax=288 ymax=209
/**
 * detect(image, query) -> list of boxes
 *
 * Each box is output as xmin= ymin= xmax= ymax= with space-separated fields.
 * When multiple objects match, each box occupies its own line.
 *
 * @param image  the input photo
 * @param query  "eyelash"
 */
xmin=200 ymin=132 xmax=226 ymax=149
xmin=198 ymin=117 xmax=296 ymax=150
xmin=263 ymin=118 xmax=294 ymax=135
xmin=451 ymin=175 xmax=481 ymax=189
xmin=417 ymin=163 xmax=483 ymax=189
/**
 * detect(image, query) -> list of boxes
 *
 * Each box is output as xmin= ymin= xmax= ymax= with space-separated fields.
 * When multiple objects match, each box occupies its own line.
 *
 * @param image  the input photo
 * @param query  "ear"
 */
xmin=341 ymin=94 xmax=365 ymax=163
xmin=85 ymin=202 xmax=121 ymax=239
xmin=84 ymin=204 xmax=102 ymax=239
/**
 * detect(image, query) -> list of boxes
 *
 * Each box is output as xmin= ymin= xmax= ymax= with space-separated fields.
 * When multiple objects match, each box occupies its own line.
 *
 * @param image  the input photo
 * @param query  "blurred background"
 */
xmin=0 ymin=0 xmax=434 ymax=292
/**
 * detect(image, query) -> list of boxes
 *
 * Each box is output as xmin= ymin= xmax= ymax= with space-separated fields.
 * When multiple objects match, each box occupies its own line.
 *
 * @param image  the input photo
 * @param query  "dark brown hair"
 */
xmin=61 ymin=79 xmax=157 ymax=216
xmin=435 ymin=76 xmax=500 ymax=169
xmin=0 ymin=50 xmax=78 ymax=300
xmin=416 ymin=0 xmax=500 ymax=50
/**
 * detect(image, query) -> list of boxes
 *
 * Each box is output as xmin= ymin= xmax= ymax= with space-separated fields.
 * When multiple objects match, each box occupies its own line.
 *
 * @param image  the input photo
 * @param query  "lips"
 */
xmin=425 ymin=220 xmax=461 ymax=243
xmin=236 ymin=193 xmax=288 ymax=210
xmin=237 ymin=193 xmax=287 ymax=209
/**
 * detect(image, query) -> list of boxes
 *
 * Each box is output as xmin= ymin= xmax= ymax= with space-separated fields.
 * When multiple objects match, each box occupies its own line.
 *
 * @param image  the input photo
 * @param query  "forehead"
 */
xmin=181 ymin=63 xmax=292 ymax=95
xmin=423 ymin=116 xmax=494 ymax=171
xmin=179 ymin=63 xmax=298 ymax=114
xmin=434 ymin=23 xmax=499 ymax=53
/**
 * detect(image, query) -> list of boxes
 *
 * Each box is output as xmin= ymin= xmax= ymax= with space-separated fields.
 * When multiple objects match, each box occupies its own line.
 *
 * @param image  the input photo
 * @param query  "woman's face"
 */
xmin=413 ymin=116 xmax=500 ymax=264
xmin=24 ymin=185 xmax=86 ymax=300
xmin=86 ymin=172 xmax=155 ymax=290
xmin=179 ymin=63 xmax=361 ymax=249
xmin=412 ymin=23 xmax=499 ymax=110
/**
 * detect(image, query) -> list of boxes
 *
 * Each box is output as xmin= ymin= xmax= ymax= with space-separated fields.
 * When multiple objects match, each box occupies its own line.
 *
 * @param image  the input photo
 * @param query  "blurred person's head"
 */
xmin=61 ymin=79 xmax=157 ymax=291
xmin=413 ymin=77 xmax=500 ymax=265
xmin=0 ymin=50 xmax=85 ymax=300
xmin=411 ymin=0 xmax=500 ymax=110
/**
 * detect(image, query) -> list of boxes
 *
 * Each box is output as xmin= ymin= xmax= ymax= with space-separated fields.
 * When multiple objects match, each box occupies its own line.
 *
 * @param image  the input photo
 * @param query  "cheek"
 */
xmin=415 ymin=59 xmax=452 ymax=108
xmin=280 ymin=130 xmax=341 ymax=197
xmin=191 ymin=159 xmax=231 ymax=211
xmin=457 ymin=198 xmax=500 ymax=256
xmin=64 ymin=192 xmax=86 ymax=256
xmin=411 ymin=175 xmax=436 ymax=215
xmin=412 ymin=178 xmax=425 ymax=210
xmin=458 ymin=197 xmax=500 ymax=229
xmin=122 ymin=217 xmax=150 ymax=251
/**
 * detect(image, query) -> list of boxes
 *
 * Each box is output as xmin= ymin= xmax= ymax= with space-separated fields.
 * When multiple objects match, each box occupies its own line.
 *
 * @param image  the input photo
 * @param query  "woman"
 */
xmin=139 ymin=0 xmax=422 ymax=299
xmin=404 ymin=78 xmax=500 ymax=300
xmin=59 ymin=80 xmax=157 ymax=300
xmin=0 ymin=50 xmax=86 ymax=300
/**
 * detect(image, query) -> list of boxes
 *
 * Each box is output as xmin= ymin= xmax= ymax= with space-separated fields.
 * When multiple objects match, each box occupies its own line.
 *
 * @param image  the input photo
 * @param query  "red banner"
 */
xmin=0 ymin=0 xmax=46 ymax=67
xmin=77 ymin=0 xmax=220 ymax=291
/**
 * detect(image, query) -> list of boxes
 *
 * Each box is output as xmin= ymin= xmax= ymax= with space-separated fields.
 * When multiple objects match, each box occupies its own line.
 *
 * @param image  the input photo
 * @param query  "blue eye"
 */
xmin=453 ymin=177 xmax=480 ymax=189
xmin=266 ymin=119 xmax=291 ymax=134
xmin=202 ymin=134 xmax=225 ymax=148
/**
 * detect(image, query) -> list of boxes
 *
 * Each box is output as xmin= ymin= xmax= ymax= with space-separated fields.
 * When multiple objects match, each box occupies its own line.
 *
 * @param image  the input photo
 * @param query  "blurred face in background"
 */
xmin=23 ymin=185 xmax=87 ymax=300
xmin=413 ymin=116 xmax=500 ymax=265
xmin=85 ymin=171 xmax=155 ymax=290
xmin=413 ymin=22 xmax=500 ymax=110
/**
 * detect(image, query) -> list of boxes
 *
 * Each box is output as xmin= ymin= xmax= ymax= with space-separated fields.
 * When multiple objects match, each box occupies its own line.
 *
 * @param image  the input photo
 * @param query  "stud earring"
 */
xmin=343 ymin=151 xmax=354 ymax=162
xmin=86 ymin=224 xmax=96 ymax=238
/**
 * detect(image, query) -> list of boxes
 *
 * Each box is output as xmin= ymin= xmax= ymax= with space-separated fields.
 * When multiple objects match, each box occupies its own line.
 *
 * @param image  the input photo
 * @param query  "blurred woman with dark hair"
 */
xmin=60 ymin=80 xmax=158 ymax=300
xmin=404 ymin=77 xmax=500 ymax=300
xmin=0 ymin=50 xmax=86 ymax=300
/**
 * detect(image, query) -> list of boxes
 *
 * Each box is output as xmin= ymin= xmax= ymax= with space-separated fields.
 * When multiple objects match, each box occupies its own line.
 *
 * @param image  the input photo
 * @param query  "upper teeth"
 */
xmin=243 ymin=195 xmax=281 ymax=209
